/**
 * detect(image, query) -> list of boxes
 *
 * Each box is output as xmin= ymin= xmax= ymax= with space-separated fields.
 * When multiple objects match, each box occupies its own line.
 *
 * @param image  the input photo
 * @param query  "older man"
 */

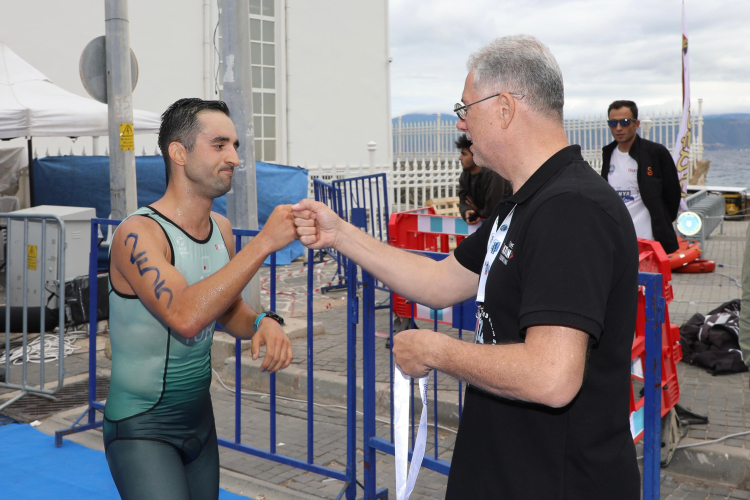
xmin=293 ymin=35 xmax=639 ymax=499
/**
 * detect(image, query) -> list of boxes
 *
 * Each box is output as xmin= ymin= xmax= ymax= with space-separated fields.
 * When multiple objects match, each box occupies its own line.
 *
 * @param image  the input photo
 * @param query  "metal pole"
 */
xmin=27 ymin=138 xmax=34 ymax=207
xmin=220 ymin=0 xmax=261 ymax=312
xmin=105 ymin=0 xmax=138 ymax=220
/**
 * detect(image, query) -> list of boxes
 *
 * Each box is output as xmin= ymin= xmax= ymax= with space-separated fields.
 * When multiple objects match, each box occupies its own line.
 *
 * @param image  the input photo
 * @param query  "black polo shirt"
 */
xmin=447 ymin=145 xmax=640 ymax=499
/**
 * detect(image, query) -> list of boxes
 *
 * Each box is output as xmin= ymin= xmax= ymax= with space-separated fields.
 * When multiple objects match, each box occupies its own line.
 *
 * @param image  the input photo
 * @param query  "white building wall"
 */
xmin=0 ymin=0 xmax=391 ymax=168
xmin=285 ymin=0 xmax=392 ymax=168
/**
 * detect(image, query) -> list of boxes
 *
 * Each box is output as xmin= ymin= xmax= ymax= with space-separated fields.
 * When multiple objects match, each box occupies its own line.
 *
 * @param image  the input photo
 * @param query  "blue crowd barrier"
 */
xmin=55 ymin=218 xmax=360 ymax=500
xmin=359 ymin=259 xmax=665 ymax=500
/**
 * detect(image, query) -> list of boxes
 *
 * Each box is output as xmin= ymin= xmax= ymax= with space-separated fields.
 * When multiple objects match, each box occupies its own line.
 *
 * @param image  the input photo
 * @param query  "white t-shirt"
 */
xmin=607 ymin=148 xmax=654 ymax=240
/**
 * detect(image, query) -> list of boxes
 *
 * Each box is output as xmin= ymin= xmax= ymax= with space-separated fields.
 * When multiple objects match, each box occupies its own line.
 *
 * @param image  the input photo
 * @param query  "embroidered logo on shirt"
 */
xmin=647 ymin=166 xmax=654 ymax=176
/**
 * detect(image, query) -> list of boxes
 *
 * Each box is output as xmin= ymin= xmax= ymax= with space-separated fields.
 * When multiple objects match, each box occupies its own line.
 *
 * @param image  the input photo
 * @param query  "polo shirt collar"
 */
xmin=503 ymin=145 xmax=583 ymax=204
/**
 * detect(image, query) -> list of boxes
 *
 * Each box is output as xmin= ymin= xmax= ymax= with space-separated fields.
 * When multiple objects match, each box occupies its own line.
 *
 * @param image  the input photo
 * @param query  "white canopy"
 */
xmin=0 ymin=43 xmax=160 ymax=139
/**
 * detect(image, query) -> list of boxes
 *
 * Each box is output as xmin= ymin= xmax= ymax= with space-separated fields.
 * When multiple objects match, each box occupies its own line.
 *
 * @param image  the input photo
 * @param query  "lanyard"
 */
xmin=476 ymin=206 xmax=516 ymax=305
xmin=394 ymin=366 xmax=429 ymax=500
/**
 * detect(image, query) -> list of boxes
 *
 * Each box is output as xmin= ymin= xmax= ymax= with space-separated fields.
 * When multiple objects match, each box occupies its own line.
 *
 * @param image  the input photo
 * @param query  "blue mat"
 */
xmin=0 ymin=424 xmax=250 ymax=499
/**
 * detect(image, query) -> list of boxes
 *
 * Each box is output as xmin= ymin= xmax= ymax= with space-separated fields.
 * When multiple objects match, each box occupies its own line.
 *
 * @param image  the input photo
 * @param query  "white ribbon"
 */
xmin=476 ymin=206 xmax=515 ymax=305
xmin=394 ymin=365 xmax=429 ymax=500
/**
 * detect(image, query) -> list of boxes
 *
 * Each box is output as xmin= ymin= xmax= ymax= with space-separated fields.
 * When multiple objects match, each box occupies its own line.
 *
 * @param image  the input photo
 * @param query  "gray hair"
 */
xmin=467 ymin=35 xmax=564 ymax=122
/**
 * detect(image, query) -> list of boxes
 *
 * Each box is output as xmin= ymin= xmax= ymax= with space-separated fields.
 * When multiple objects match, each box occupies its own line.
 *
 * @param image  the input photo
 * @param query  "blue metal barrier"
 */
xmin=360 ymin=266 xmax=664 ymax=499
xmin=55 ymin=218 xmax=359 ymax=499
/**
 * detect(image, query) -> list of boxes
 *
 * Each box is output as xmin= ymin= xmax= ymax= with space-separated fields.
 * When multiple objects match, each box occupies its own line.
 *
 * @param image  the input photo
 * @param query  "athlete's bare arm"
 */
xmin=111 ymin=205 xmax=296 ymax=341
xmin=213 ymin=213 xmax=293 ymax=372
xmin=292 ymin=199 xmax=477 ymax=309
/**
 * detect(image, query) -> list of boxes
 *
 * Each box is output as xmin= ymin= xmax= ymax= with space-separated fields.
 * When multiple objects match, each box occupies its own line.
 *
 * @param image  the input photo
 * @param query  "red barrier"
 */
xmin=631 ymin=239 xmax=681 ymax=442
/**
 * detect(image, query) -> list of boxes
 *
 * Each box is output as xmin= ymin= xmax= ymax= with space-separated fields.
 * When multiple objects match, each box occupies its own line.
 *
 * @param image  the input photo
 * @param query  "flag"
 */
xmin=672 ymin=1 xmax=691 ymax=212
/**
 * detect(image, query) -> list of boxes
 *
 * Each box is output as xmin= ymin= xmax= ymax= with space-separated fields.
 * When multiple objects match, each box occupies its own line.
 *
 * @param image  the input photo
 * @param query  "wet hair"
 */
xmin=455 ymin=134 xmax=472 ymax=150
xmin=607 ymin=100 xmax=639 ymax=120
xmin=158 ymin=98 xmax=231 ymax=185
xmin=467 ymin=35 xmax=565 ymax=123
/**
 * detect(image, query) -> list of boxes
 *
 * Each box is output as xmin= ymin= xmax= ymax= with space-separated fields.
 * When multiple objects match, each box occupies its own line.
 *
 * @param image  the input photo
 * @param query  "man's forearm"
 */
xmin=423 ymin=328 xmax=587 ymax=408
xmin=334 ymin=222 xmax=469 ymax=309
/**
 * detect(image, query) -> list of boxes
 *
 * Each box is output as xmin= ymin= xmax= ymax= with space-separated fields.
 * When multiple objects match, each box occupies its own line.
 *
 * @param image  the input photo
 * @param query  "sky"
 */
xmin=389 ymin=0 xmax=750 ymax=119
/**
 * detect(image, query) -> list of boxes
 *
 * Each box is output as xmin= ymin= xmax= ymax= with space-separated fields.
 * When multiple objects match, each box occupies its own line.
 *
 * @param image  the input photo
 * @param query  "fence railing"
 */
xmin=54 ymin=219 xmax=360 ymax=500
xmin=390 ymin=100 xmax=705 ymax=175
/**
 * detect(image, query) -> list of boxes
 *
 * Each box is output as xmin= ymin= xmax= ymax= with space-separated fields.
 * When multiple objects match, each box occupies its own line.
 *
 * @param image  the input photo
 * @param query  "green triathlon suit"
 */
xmin=104 ymin=206 xmax=230 ymax=500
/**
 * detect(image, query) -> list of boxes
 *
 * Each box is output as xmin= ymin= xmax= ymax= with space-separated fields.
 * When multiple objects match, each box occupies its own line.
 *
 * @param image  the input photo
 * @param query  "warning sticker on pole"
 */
xmin=27 ymin=245 xmax=37 ymax=270
xmin=119 ymin=123 xmax=134 ymax=151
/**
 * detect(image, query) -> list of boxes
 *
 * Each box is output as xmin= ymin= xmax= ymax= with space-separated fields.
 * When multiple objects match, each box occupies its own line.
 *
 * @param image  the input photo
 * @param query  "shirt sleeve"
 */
xmin=453 ymin=205 xmax=499 ymax=274
xmin=518 ymin=193 xmax=617 ymax=341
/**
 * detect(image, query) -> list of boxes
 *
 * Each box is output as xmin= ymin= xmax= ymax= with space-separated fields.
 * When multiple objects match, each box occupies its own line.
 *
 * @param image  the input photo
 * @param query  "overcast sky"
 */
xmin=389 ymin=0 xmax=750 ymax=119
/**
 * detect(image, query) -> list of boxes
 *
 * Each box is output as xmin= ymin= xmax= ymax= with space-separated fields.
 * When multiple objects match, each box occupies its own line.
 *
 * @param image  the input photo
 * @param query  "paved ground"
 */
xmin=1 ymin=220 xmax=748 ymax=499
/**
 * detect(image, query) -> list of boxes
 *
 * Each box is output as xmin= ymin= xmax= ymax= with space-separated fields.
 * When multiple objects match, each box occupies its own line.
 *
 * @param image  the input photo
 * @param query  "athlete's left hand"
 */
xmin=392 ymin=329 xmax=440 ymax=378
xmin=252 ymin=318 xmax=293 ymax=372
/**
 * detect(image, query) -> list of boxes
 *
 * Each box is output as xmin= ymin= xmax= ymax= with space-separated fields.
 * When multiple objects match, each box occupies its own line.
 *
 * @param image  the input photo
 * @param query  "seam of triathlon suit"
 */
xmin=105 ymin=436 xmax=186 ymax=456
xmin=147 ymin=205 xmax=213 ymax=244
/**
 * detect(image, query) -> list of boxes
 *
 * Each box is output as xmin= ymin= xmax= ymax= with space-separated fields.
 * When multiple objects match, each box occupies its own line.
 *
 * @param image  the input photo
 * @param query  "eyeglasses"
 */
xmin=454 ymin=92 xmax=525 ymax=120
xmin=607 ymin=118 xmax=637 ymax=128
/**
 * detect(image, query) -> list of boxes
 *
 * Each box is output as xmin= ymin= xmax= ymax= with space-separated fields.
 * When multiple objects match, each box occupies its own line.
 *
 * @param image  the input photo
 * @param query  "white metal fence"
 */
xmin=391 ymin=100 xmax=705 ymax=175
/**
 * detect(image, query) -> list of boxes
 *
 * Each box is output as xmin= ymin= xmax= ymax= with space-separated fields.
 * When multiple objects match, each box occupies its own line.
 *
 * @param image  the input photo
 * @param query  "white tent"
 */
xmin=0 ymin=43 xmax=160 ymax=139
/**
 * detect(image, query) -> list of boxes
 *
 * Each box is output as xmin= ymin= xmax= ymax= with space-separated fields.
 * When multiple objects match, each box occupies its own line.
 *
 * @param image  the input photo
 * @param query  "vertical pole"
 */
xmin=105 ymin=0 xmax=138 ymax=220
xmin=21 ymin=219 xmax=28 ymax=388
xmin=88 ymin=220 xmax=99 ymax=422
xmin=235 ymin=234 xmax=242 ymax=444
xmin=697 ymin=98 xmax=703 ymax=161
xmin=642 ymin=273 xmax=664 ymax=500
xmin=27 ymin=139 xmax=35 ymax=207
xmin=221 ymin=0 xmax=262 ymax=313
xmin=92 ymin=136 xmax=100 ymax=156
xmin=307 ymin=248 xmax=314 ymax=464
xmin=362 ymin=269 xmax=376 ymax=499
xmin=4 ymin=218 xmax=10 ymax=385
xmin=270 ymin=252 xmax=277 ymax=454
xmin=345 ymin=255 xmax=358 ymax=500
xmin=39 ymin=220 xmax=46 ymax=387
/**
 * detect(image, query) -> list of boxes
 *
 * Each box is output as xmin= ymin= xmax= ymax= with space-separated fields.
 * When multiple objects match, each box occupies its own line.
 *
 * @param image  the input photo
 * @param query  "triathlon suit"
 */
xmin=104 ymin=206 xmax=230 ymax=500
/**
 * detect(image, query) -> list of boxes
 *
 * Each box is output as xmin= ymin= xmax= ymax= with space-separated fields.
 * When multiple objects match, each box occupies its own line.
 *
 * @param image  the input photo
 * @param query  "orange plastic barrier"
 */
xmin=630 ymin=239 xmax=681 ymax=442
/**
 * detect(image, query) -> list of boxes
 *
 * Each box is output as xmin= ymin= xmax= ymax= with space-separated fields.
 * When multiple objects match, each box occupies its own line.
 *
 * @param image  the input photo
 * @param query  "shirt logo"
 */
xmin=498 ymin=241 xmax=515 ymax=265
xmin=647 ymin=166 xmax=654 ymax=176
xmin=609 ymin=164 xmax=615 ymax=174
xmin=174 ymin=236 xmax=189 ymax=255
xmin=202 ymin=256 xmax=211 ymax=272
xmin=215 ymin=243 xmax=226 ymax=250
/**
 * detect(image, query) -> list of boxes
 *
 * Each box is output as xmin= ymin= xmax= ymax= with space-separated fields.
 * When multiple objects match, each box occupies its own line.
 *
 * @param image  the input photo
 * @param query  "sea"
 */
xmin=702 ymin=150 xmax=750 ymax=188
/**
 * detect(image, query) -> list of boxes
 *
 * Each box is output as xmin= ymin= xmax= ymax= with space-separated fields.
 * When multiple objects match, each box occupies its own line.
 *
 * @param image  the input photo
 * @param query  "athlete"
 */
xmin=105 ymin=98 xmax=296 ymax=500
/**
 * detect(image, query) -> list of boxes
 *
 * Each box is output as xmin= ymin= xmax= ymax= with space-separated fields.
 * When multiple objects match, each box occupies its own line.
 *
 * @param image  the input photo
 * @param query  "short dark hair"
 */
xmin=607 ymin=100 xmax=638 ymax=120
xmin=455 ymin=134 xmax=472 ymax=150
xmin=158 ymin=98 xmax=231 ymax=185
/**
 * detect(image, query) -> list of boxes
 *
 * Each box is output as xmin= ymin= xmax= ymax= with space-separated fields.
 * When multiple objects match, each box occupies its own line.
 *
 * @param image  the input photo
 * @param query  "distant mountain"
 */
xmin=703 ymin=114 xmax=750 ymax=150
xmin=393 ymin=113 xmax=750 ymax=151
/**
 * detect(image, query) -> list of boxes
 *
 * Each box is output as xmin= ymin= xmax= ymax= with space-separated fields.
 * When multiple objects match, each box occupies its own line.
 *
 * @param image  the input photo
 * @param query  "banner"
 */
xmin=672 ymin=2 xmax=691 ymax=212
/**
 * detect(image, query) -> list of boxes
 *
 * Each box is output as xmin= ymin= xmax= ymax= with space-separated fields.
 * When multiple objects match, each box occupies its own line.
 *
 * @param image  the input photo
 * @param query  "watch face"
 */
xmin=266 ymin=311 xmax=284 ymax=326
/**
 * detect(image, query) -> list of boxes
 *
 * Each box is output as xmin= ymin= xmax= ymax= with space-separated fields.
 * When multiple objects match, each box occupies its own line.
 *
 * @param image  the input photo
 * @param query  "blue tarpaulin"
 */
xmin=32 ymin=156 xmax=307 ymax=265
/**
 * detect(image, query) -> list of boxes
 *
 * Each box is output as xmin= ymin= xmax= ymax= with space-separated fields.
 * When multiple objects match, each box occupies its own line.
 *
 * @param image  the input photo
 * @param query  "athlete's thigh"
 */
xmin=185 ymin=427 xmax=220 ymax=500
xmin=106 ymin=439 xmax=191 ymax=500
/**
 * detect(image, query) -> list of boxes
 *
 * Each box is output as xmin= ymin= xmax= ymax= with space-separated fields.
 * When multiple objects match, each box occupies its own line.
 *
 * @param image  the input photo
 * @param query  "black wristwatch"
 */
xmin=254 ymin=311 xmax=285 ymax=332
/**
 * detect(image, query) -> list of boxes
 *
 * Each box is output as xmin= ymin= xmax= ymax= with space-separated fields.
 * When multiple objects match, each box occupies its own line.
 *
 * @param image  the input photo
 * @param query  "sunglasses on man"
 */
xmin=607 ymin=118 xmax=637 ymax=128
